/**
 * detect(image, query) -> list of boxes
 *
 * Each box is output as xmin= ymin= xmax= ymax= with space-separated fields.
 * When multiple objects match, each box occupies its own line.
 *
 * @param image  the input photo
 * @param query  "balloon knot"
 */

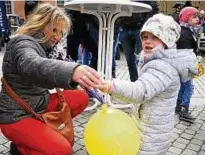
xmin=101 ymin=104 xmax=107 ymax=113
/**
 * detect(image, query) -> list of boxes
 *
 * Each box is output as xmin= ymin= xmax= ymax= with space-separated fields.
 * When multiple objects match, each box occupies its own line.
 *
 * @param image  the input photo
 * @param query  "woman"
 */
xmin=0 ymin=3 xmax=101 ymax=155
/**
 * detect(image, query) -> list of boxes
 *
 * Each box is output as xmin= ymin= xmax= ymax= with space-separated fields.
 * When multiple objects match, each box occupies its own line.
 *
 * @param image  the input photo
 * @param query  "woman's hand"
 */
xmin=72 ymin=65 xmax=101 ymax=89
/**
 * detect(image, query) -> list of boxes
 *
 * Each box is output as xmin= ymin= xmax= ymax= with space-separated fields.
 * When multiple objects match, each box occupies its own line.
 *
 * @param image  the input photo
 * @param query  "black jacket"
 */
xmin=176 ymin=26 xmax=198 ymax=55
xmin=119 ymin=1 xmax=159 ymax=29
xmin=66 ymin=11 xmax=98 ymax=61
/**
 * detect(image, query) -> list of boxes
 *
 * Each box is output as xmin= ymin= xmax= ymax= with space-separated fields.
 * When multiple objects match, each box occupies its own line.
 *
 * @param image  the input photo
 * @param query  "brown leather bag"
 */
xmin=1 ymin=78 xmax=74 ymax=146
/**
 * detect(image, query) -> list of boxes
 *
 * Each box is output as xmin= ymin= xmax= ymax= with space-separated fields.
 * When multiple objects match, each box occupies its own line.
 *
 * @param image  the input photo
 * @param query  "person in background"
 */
xmin=118 ymin=0 xmax=159 ymax=82
xmin=199 ymin=10 xmax=205 ymax=34
xmin=171 ymin=2 xmax=184 ymax=23
xmin=0 ymin=3 xmax=101 ymax=155
xmin=175 ymin=7 xmax=200 ymax=123
xmin=24 ymin=0 xmax=40 ymax=20
xmin=99 ymin=13 xmax=198 ymax=155
xmin=66 ymin=11 xmax=99 ymax=69
xmin=77 ymin=44 xmax=92 ymax=65
xmin=67 ymin=10 xmax=118 ymax=78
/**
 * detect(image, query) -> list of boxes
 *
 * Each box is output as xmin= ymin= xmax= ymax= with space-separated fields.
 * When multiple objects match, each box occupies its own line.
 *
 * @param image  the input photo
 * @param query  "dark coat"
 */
xmin=0 ymin=35 xmax=79 ymax=123
xmin=118 ymin=1 xmax=159 ymax=29
xmin=176 ymin=26 xmax=198 ymax=55
xmin=66 ymin=11 xmax=98 ymax=62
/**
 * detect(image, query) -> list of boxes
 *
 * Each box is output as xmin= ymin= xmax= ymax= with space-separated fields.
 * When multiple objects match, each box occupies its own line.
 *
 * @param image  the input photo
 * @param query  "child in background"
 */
xmin=175 ymin=7 xmax=200 ymax=123
xmin=100 ymin=13 xmax=198 ymax=155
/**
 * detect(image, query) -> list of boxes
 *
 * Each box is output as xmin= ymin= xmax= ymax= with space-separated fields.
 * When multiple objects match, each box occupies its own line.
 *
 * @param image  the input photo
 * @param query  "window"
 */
xmin=57 ymin=0 xmax=64 ymax=7
xmin=5 ymin=0 xmax=12 ymax=14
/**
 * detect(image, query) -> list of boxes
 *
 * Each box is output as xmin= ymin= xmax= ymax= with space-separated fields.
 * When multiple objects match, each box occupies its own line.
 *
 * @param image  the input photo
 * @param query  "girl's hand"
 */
xmin=99 ymin=80 xmax=112 ymax=94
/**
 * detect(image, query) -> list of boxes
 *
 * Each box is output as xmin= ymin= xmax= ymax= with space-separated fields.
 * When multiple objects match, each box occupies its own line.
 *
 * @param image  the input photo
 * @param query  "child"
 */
xmin=100 ymin=13 xmax=198 ymax=155
xmin=176 ymin=7 xmax=200 ymax=123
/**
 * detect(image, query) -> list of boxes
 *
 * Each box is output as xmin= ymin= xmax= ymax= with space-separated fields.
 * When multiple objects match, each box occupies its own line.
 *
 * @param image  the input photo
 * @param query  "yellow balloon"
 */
xmin=84 ymin=104 xmax=141 ymax=155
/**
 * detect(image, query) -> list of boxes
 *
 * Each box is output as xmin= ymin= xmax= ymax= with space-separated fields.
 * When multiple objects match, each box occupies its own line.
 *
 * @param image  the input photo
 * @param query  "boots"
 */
xmin=10 ymin=142 xmax=22 ymax=155
xmin=175 ymin=104 xmax=182 ymax=114
xmin=179 ymin=105 xmax=195 ymax=123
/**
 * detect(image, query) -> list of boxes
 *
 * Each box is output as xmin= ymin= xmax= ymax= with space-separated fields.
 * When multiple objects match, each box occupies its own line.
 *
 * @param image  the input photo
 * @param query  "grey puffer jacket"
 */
xmin=112 ymin=47 xmax=198 ymax=155
xmin=0 ymin=35 xmax=79 ymax=124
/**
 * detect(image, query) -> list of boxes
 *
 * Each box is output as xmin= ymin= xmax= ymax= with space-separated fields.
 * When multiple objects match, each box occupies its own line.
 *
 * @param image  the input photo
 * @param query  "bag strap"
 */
xmin=55 ymin=88 xmax=71 ymax=113
xmin=1 ymin=77 xmax=66 ymax=121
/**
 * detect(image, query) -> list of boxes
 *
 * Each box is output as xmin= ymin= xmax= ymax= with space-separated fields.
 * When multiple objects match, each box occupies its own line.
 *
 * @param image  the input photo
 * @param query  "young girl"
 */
xmin=100 ymin=13 xmax=198 ymax=155
xmin=176 ymin=7 xmax=200 ymax=123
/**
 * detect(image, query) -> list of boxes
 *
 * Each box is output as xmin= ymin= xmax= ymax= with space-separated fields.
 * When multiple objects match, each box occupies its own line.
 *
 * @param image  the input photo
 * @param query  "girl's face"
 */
xmin=44 ymin=19 xmax=65 ymax=47
xmin=188 ymin=14 xmax=199 ymax=26
xmin=141 ymin=32 xmax=165 ymax=55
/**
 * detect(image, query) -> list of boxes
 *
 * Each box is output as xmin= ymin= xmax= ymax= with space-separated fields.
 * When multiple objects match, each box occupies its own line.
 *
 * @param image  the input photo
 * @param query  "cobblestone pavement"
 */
xmin=1 ymin=46 xmax=205 ymax=155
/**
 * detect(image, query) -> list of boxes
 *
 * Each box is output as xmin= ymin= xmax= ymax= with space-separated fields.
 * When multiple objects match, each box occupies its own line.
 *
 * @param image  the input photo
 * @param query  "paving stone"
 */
xmin=0 ymin=138 xmax=7 ymax=145
xmin=78 ymin=118 xmax=89 ymax=123
xmin=182 ymin=149 xmax=198 ymax=155
xmin=189 ymin=125 xmax=202 ymax=132
xmin=174 ymin=128 xmax=184 ymax=134
xmin=180 ymin=121 xmax=192 ymax=126
xmin=171 ymin=132 xmax=179 ymax=141
xmin=166 ymin=152 xmax=178 ymax=155
xmin=75 ymin=131 xmax=84 ymax=139
xmin=76 ymin=138 xmax=85 ymax=146
xmin=201 ymin=144 xmax=205 ymax=150
xmin=168 ymin=147 xmax=182 ymax=155
xmin=194 ymin=119 xmax=204 ymax=124
xmin=198 ymin=116 xmax=205 ymax=121
xmin=198 ymin=151 xmax=205 ymax=155
xmin=191 ymin=139 xmax=204 ymax=146
xmin=175 ymin=124 xmax=188 ymax=131
xmin=73 ymin=143 xmax=83 ymax=153
xmin=187 ymin=143 xmax=201 ymax=151
xmin=197 ymin=129 xmax=205 ymax=134
xmin=176 ymin=138 xmax=190 ymax=145
xmin=0 ymin=145 xmax=7 ymax=152
xmin=194 ymin=133 xmax=205 ymax=141
xmin=73 ymin=150 xmax=88 ymax=155
xmin=3 ymin=142 xmax=10 ymax=148
xmin=181 ymin=133 xmax=194 ymax=140
xmin=75 ymin=126 xmax=84 ymax=133
xmin=185 ymin=129 xmax=196 ymax=135
xmin=73 ymin=121 xmax=81 ymax=127
xmin=172 ymin=141 xmax=187 ymax=149
xmin=201 ymin=124 xmax=205 ymax=130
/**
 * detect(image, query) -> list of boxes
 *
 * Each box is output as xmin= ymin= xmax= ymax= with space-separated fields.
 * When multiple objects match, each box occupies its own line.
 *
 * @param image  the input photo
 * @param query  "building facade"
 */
xmin=4 ymin=0 xmax=205 ymax=21
xmin=5 ymin=1 xmax=58 ymax=19
xmin=159 ymin=1 xmax=205 ymax=15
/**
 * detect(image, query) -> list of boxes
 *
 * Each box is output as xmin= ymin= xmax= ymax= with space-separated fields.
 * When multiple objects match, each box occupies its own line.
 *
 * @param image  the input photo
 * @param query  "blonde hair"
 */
xmin=15 ymin=3 xmax=71 ymax=43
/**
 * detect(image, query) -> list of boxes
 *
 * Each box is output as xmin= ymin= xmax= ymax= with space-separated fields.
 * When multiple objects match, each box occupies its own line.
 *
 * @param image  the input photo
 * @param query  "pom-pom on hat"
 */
xmin=141 ymin=13 xmax=181 ymax=48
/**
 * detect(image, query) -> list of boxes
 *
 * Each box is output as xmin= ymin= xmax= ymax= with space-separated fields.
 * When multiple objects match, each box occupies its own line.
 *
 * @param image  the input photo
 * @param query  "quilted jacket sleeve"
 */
xmin=12 ymin=39 xmax=79 ymax=88
xmin=112 ymin=60 xmax=177 ymax=102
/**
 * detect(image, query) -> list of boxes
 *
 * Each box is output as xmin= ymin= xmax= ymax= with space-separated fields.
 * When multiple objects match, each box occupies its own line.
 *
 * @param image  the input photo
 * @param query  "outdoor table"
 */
xmin=64 ymin=0 xmax=151 ymax=110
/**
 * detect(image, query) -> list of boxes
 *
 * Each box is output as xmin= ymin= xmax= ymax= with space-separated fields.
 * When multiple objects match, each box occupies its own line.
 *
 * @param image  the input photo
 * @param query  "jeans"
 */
xmin=177 ymin=80 xmax=193 ymax=107
xmin=112 ymin=28 xmax=121 ymax=76
xmin=120 ymin=28 xmax=141 ymax=82
xmin=77 ymin=46 xmax=92 ymax=65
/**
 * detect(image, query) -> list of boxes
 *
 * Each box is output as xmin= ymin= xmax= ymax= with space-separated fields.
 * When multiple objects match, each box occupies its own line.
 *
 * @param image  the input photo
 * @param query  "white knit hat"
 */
xmin=141 ymin=13 xmax=181 ymax=48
